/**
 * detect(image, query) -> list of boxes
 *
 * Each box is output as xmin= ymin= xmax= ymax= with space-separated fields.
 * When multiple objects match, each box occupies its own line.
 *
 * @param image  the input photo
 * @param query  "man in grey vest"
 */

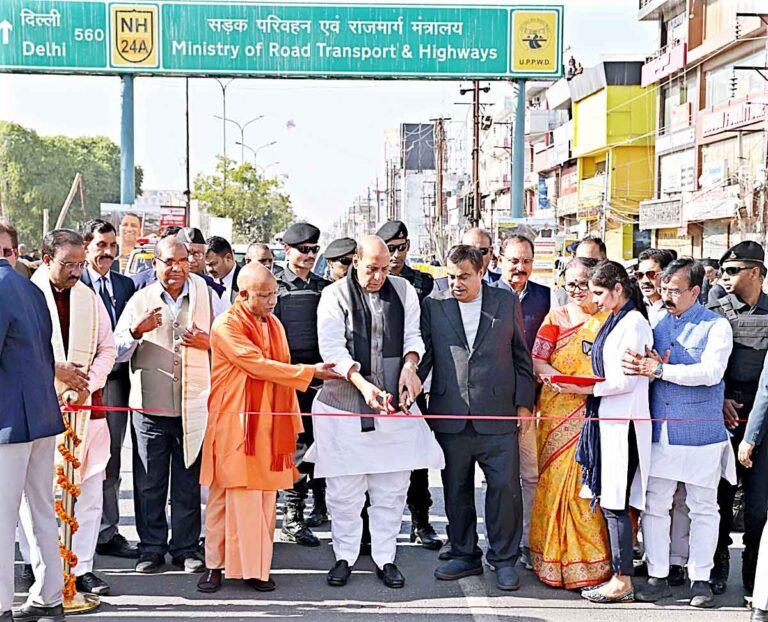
xmin=274 ymin=223 xmax=330 ymax=545
xmin=115 ymin=237 xmax=214 ymax=575
xmin=624 ymin=258 xmax=734 ymax=608
xmin=708 ymin=241 xmax=768 ymax=595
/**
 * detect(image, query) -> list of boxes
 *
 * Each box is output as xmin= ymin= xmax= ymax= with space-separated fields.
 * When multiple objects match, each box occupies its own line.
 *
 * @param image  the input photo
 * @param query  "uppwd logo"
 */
xmin=512 ymin=11 xmax=558 ymax=74
xmin=111 ymin=5 xmax=159 ymax=68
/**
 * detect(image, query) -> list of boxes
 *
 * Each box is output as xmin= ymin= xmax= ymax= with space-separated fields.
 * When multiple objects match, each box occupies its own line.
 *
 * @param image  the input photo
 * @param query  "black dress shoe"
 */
xmin=76 ymin=572 xmax=110 ymax=596
xmin=20 ymin=565 xmax=34 ymax=583
xmin=635 ymin=577 xmax=672 ymax=602
xmin=668 ymin=564 xmax=685 ymax=587
xmin=752 ymin=608 xmax=768 ymax=621
xmin=95 ymin=533 xmax=139 ymax=559
xmin=410 ymin=524 xmax=443 ymax=550
xmin=197 ymin=569 xmax=223 ymax=593
xmin=690 ymin=580 xmax=715 ymax=608
xmin=135 ymin=552 xmax=165 ymax=574
xmin=376 ymin=563 xmax=405 ymax=589
xmin=435 ymin=559 xmax=483 ymax=581
xmin=12 ymin=603 xmax=64 ymax=621
xmin=327 ymin=560 xmax=351 ymax=587
xmin=244 ymin=577 xmax=276 ymax=592
xmin=171 ymin=552 xmax=205 ymax=573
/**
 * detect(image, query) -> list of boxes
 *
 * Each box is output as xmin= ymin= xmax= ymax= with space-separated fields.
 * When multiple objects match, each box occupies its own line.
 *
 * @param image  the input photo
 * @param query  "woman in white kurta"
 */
xmin=553 ymin=261 xmax=652 ymax=604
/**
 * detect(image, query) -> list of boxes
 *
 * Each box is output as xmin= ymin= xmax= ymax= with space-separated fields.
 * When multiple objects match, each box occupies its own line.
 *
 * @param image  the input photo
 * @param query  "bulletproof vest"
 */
xmin=713 ymin=294 xmax=768 ymax=393
xmin=274 ymin=271 xmax=329 ymax=364
xmin=401 ymin=266 xmax=434 ymax=304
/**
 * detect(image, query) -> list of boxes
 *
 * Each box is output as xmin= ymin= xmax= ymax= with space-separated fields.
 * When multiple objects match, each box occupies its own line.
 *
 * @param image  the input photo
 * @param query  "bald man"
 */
xmin=197 ymin=264 xmax=340 ymax=593
xmin=308 ymin=236 xmax=444 ymax=589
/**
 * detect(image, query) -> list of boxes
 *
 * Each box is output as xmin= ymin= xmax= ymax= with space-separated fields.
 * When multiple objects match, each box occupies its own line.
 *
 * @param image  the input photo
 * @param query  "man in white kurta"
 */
xmin=307 ymin=236 xmax=444 ymax=589
xmin=624 ymin=258 xmax=735 ymax=609
xmin=25 ymin=229 xmax=116 ymax=596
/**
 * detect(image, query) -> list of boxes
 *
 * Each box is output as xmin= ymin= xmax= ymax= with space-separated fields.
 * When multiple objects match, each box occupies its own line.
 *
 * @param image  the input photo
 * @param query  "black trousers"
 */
xmin=601 ymin=422 xmax=639 ymax=576
xmin=436 ymin=426 xmax=522 ymax=569
xmin=716 ymin=406 xmax=768 ymax=558
xmin=407 ymin=469 xmax=432 ymax=516
xmin=285 ymin=385 xmax=322 ymax=505
xmin=131 ymin=412 xmax=201 ymax=557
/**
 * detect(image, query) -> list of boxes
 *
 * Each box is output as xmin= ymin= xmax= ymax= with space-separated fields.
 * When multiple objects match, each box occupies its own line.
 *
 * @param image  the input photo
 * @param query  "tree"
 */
xmin=0 ymin=121 xmax=143 ymax=245
xmin=194 ymin=156 xmax=294 ymax=244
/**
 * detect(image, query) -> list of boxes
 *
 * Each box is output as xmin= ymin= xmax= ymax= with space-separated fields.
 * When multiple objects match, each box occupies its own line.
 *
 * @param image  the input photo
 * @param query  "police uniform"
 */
xmin=324 ymin=237 xmax=357 ymax=282
xmin=273 ymin=223 xmax=331 ymax=545
xmin=375 ymin=220 xmax=440 ymax=550
xmin=709 ymin=241 xmax=768 ymax=593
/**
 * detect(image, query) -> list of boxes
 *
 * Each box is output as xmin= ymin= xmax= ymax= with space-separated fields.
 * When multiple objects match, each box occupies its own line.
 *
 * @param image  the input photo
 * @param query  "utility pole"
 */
xmin=459 ymin=81 xmax=490 ymax=227
xmin=185 ymin=77 xmax=191 ymax=221
xmin=430 ymin=116 xmax=449 ymax=259
xmin=511 ymin=79 xmax=527 ymax=219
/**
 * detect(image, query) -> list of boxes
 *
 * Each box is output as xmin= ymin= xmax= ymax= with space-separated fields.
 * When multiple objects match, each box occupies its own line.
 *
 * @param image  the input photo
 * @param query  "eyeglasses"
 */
xmin=635 ymin=270 xmax=658 ymax=281
xmin=565 ymin=281 xmax=590 ymax=292
xmin=292 ymin=245 xmax=320 ymax=255
xmin=156 ymin=256 xmax=190 ymax=269
xmin=723 ymin=265 xmax=756 ymax=276
xmin=387 ymin=242 xmax=408 ymax=254
xmin=660 ymin=286 xmax=692 ymax=298
xmin=1 ymin=247 xmax=14 ymax=258
xmin=55 ymin=259 xmax=87 ymax=271
xmin=332 ymin=256 xmax=354 ymax=266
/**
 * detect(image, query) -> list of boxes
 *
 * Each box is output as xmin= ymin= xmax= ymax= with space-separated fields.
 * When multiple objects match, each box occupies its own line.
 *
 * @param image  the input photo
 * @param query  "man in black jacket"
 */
xmin=420 ymin=245 xmax=536 ymax=591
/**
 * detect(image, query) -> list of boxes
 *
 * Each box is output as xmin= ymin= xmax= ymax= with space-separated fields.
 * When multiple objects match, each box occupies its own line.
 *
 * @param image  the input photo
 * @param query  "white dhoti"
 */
xmin=641 ymin=426 xmax=736 ymax=582
xmin=307 ymin=398 xmax=444 ymax=568
xmin=20 ymin=419 xmax=110 ymax=577
xmin=4 ymin=437 xmax=63 ymax=611
xmin=518 ymin=425 xmax=538 ymax=548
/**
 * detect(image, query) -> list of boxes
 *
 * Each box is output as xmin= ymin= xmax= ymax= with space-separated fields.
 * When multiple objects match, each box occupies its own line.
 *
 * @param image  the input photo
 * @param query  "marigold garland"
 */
xmin=56 ymin=413 xmax=82 ymax=605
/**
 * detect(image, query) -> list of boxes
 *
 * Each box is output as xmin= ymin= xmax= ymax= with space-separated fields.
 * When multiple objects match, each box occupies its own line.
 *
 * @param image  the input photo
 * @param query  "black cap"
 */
xmin=176 ymin=227 xmax=206 ymax=245
xmin=325 ymin=237 xmax=357 ymax=260
xmin=376 ymin=220 xmax=408 ymax=242
xmin=283 ymin=223 xmax=320 ymax=245
xmin=720 ymin=241 xmax=765 ymax=265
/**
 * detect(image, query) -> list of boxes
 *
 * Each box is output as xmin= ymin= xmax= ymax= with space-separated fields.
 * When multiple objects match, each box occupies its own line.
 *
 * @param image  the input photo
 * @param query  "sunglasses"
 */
xmin=1 ymin=247 xmax=14 ymax=258
xmin=723 ymin=265 xmax=756 ymax=276
xmin=635 ymin=270 xmax=658 ymax=281
xmin=293 ymin=245 xmax=320 ymax=255
xmin=332 ymin=256 xmax=354 ymax=266
xmin=387 ymin=242 xmax=408 ymax=253
xmin=477 ymin=247 xmax=491 ymax=256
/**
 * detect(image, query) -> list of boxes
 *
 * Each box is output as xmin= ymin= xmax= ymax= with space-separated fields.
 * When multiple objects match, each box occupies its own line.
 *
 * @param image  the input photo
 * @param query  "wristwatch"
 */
xmin=652 ymin=363 xmax=664 ymax=380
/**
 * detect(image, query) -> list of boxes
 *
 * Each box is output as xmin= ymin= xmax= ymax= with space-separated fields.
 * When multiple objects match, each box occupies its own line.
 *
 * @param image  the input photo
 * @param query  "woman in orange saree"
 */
xmin=529 ymin=257 xmax=613 ymax=590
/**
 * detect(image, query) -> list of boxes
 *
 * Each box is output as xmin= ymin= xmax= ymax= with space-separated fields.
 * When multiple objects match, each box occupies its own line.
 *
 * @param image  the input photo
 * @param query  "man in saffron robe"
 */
xmin=197 ymin=263 xmax=341 ymax=593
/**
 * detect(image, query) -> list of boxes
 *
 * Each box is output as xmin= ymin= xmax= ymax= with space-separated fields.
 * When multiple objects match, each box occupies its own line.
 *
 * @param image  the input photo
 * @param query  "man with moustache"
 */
xmin=637 ymin=249 xmax=675 ymax=328
xmin=434 ymin=229 xmax=500 ymax=292
xmin=246 ymin=242 xmax=282 ymax=275
xmin=274 ymin=223 xmax=330 ymax=546
xmin=27 ymin=229 xmax=116 ymax=596
xmin=375 ymin=220 xmax=441 ymax=550
xmin=707 ymin=241 xmax=768 ymax=595
xmin=118 ymin=212 xmax=142 ymax=273
xmin=491 ymin=234 xmax=550 ymax=569
xmin=205 ymin=236 xmax=241 ymax=304
xmin=624 ymin=258 xmax=734 ymax=608
xmin=420 ymin=245 xmax=535 ymax=591
xmin=78 ymin=220 xmax=140 ymax=566
xmin=115 ymin=237 xmax=213 ymax=574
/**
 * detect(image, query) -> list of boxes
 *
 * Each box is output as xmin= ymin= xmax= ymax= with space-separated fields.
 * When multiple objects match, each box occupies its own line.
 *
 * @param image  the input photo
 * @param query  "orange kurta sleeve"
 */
xmin=214 ymin=314 xmax=314 ymax=392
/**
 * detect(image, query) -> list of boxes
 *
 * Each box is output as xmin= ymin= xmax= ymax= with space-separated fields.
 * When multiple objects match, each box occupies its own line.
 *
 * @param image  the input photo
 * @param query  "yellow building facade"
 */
xmin=572 ymin=75 xmax=657 ymax=260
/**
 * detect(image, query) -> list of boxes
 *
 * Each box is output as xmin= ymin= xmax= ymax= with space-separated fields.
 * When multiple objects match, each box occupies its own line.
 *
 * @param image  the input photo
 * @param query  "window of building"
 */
xmin=704 ymin=0 xmax=734 ymax=40
xmin=705 ymin=50 xmax=767 ymax=108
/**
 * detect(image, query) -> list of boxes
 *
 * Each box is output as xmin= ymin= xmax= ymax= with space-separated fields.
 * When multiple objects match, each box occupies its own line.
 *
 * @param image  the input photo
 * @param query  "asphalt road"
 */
xmin=15 ymin=446 xmax=755 ymax=621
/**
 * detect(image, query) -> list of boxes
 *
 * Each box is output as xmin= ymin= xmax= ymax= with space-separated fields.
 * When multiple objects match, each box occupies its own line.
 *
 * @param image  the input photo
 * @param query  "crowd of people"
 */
xmin=1 ymin=215 xmax=767 ymax=621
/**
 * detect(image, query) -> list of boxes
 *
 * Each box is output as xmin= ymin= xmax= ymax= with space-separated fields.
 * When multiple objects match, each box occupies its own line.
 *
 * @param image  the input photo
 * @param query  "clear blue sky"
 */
xmin=0 ymin=0 xmax=655 ymax=224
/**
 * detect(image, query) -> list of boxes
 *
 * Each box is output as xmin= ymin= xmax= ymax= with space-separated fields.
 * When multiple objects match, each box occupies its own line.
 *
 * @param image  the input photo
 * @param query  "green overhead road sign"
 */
xmin=0 ymin=1 xmax=564 ymax=80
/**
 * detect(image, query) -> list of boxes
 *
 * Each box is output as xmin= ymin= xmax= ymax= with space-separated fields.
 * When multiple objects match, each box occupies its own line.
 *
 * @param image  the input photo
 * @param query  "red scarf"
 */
xmin=230 ymin=300 xmax=301 ymax=471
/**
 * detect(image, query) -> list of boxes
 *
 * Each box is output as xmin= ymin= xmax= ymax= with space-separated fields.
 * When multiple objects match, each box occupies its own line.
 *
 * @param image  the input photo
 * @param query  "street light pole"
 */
xmin=236 ymin=140 xmax=278 ymax=172
xmin=214 ymin=114 xmax=265 ymax=163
